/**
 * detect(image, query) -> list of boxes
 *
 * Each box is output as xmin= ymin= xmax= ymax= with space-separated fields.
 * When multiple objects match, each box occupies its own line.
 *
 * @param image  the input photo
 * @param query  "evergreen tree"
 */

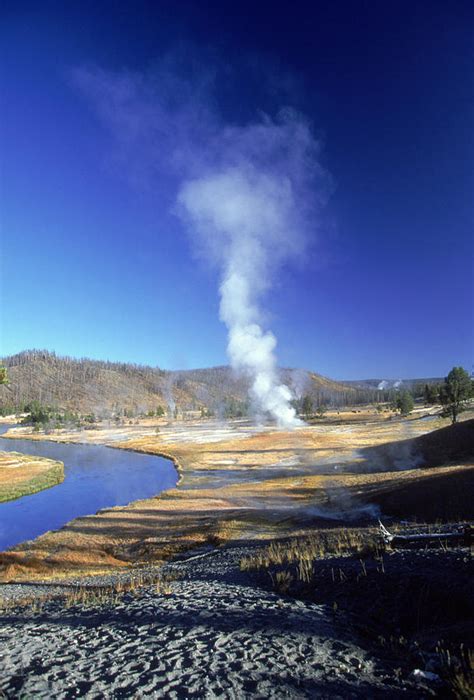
xmin=395 ymin=390 xmax=414 ymax=416
xmin=423 ymin=383 xmax=439 ymax=405
xmin=439 ymin=366 xmax=473 ymax=424
xmin=301 ymin=395 xmax=313 ymax=417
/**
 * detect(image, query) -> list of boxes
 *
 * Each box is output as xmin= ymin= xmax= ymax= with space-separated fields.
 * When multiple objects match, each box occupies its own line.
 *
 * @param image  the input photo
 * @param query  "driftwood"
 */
xmin=378 ymin=521 xmax=472 ymax=548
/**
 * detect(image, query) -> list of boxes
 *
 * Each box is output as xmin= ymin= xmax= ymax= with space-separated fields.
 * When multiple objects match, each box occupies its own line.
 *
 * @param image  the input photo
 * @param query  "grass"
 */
xmin=1 ymin=412 xmax=472 ymax=579
xmin=240 ymin=527 xmax=388 ymax=597
xmin=62 ymin=570 xmax=176 ymax=608
xmin=0 ymin=452 xmax=64 ymax=503
xmin=240 ymin=528 xmax=386 ymax=596
xmin=241 ymin=523 xmax=473 ymax=694
xmin=438 ymin=645 xmax=474 ymax=699
xmin=0 ymin=568 xmax=178 ymax=614
xmin=240 ymin=528 xmax=384 ymax=576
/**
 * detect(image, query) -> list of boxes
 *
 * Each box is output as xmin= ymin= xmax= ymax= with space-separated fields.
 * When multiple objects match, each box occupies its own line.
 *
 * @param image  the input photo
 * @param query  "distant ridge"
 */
xmin=0 ymin=349 xmax=411 ymax=416
xmin=344 ymin=378 xmax=442 ymax=390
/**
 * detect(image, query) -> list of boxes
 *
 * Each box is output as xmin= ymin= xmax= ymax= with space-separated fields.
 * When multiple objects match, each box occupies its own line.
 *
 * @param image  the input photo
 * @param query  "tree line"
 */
xmin=0 ymin=355 xmax=471 ymax=424
xmin=296 ymin=366 xmax=472 ymax=423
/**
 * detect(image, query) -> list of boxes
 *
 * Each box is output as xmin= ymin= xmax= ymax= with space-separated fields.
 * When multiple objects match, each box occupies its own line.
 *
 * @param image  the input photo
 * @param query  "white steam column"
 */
xmin=179 ymin=167 xmax=302 ymax=428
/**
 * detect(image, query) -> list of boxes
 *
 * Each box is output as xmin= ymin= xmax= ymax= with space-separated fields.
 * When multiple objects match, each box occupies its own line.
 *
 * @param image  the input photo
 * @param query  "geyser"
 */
xmin=75 ymin=59 xmax=330 ymax=428
xmin=179 ymin=166 xmax=303 ymax=427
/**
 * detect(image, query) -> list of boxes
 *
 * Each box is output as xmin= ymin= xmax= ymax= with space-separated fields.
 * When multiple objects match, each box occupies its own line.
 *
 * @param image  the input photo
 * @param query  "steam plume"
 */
xmin=178 ymin=166 xmax=301 ymax=426
xmin=74 ymin=57 xmax=330 ymax=428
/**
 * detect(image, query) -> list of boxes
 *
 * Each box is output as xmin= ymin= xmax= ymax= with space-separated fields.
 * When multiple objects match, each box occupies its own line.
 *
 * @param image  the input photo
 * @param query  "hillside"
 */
xmin=0 ymin=350 xmax=366 ymax=417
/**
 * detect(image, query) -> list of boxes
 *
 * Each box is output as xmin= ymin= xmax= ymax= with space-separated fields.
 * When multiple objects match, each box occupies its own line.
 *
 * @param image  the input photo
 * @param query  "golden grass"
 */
xmin=1 ymin=411 xmax=472 ymax=580
xmin=239 ymin=528 xmax=383 ymax=573
xmin=0 ymin=568 xmax=177 ymax=613
xmin=0 ymin=451 xmax=64 ymax=502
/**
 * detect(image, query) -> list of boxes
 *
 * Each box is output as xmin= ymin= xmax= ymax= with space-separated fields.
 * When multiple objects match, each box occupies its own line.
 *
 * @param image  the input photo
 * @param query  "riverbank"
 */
xmin=0 ymin=451 xmax=64 ymax=503
xmin=0 ymin=434 xmax=178 ymax=553
xmin=0 ymin=412 xmax=472 ymax=579
xmin=1 ymin=414 xmax=472 ymax=697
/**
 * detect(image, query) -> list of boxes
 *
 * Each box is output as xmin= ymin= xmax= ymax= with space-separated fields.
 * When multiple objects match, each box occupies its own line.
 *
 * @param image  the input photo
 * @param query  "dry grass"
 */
xmin=0 ymin=568 xmax=177 ymax=614
xmin=240 ymin=528 xmax=384 ymax=578
xmin=1 ymin=412 xmax=472 ymax=579
xmin=438 ymin=646 xmax=474 ymax=700
xmin=240 ymin=529 xmax=388 ymax=596
xmin=0 ymin=451 xmax=64 ymax=502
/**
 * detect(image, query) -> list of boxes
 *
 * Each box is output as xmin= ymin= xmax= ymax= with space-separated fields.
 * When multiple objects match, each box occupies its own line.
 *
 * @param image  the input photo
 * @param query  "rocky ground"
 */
xmin=0 ymin=542 xmax=438 ymax=699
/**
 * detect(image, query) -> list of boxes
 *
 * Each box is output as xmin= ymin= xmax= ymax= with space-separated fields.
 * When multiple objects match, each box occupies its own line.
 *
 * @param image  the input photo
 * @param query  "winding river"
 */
xmin=0 ymin=426 xmax=178 ymax=551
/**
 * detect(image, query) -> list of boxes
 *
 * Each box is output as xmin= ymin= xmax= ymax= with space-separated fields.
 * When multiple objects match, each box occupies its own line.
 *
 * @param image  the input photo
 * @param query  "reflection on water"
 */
xmin=0 ymin=428 xmax=177 ymax=550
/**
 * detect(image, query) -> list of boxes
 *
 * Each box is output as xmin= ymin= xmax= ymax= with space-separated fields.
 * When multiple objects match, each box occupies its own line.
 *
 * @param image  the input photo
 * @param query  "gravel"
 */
xmin=0 ymin=543 xmax=425 ymax=699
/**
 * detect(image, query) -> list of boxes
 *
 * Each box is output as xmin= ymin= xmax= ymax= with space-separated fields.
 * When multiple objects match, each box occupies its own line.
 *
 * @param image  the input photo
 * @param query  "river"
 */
xmin=0 ymin=426 xmax=178 ymax=551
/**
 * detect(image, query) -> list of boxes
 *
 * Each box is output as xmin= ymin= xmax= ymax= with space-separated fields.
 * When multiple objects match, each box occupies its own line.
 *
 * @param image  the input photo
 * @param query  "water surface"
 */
xmin=0 ymin=427 xmax=177 ymax=550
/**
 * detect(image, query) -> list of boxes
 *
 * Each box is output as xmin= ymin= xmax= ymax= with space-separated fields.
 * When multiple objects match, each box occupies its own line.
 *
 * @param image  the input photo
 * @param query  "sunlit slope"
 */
xmin=0 ymin=350 xmax=361 ymax=415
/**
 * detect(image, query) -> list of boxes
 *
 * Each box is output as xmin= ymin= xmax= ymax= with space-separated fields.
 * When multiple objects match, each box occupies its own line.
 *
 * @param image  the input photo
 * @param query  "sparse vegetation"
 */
xmin=240 ymin=524 xmax=472 ymax=696
xmin=62 ymin=570 xmax=176 ymax=608
xmin=240 ymin=529 xmax=382 ymax=575
xmin=0 ymin=568 xmax=177 ymax=614
xmin=439 ymin=645 xmax=474 ymax=700
xmin=1 ymin=393 xmax=472 ymax=697
xmin=0 ymin=349 xmax=425 ymax=419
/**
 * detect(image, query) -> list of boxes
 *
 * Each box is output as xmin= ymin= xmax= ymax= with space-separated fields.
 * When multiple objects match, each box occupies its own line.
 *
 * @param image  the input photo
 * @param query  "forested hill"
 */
xmin=1 ymin=350 xmax=385 ymax=417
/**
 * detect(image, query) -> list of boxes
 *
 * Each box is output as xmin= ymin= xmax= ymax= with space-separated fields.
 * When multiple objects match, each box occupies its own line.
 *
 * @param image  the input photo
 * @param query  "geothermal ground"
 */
xmin=2 ymin=409 xmax=472 ymax=575
xmin=0 ymin=409 xmax=473 ymax=698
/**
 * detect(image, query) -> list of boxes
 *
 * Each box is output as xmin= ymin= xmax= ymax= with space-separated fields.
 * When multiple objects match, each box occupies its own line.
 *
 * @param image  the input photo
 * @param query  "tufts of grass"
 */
xmin=0 ymin=593 xmax=48 ymax=614
xmin=63 ymin=570 xmax=177 ymax=608
xmin=239 ymin=528 xmax=386 ymax=595
xmin=270 ymin=570 xmax=294 ymax=595
xmin=0 ymin=569 xmax=178 ymax=614
xmin=240 ymin=528 xmax=383 ymax=574
xmin=438 ymin=645 xmax=474 ymax=700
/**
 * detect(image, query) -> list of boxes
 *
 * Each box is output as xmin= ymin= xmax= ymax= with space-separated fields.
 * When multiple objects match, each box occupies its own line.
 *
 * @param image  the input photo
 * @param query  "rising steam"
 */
xmin=74 ymin=56 xmax=330 ymax=428
xmin=178 ymin=167 xmax=302 ymax=426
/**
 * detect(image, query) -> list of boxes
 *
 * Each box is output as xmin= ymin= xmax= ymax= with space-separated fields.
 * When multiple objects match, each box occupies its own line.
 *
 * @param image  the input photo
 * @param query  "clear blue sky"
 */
xmin=1 ymin=0 xmax=472 ymax=379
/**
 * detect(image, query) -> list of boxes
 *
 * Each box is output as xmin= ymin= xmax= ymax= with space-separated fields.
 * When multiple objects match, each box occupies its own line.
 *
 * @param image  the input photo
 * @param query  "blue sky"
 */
xmin=1 ymin=1 xmax=472 ymax=379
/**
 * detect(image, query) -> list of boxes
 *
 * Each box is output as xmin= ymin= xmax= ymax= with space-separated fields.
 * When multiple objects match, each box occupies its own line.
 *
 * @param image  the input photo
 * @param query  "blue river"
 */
xmin=0 ymin=426 xmax=178 ymax=550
